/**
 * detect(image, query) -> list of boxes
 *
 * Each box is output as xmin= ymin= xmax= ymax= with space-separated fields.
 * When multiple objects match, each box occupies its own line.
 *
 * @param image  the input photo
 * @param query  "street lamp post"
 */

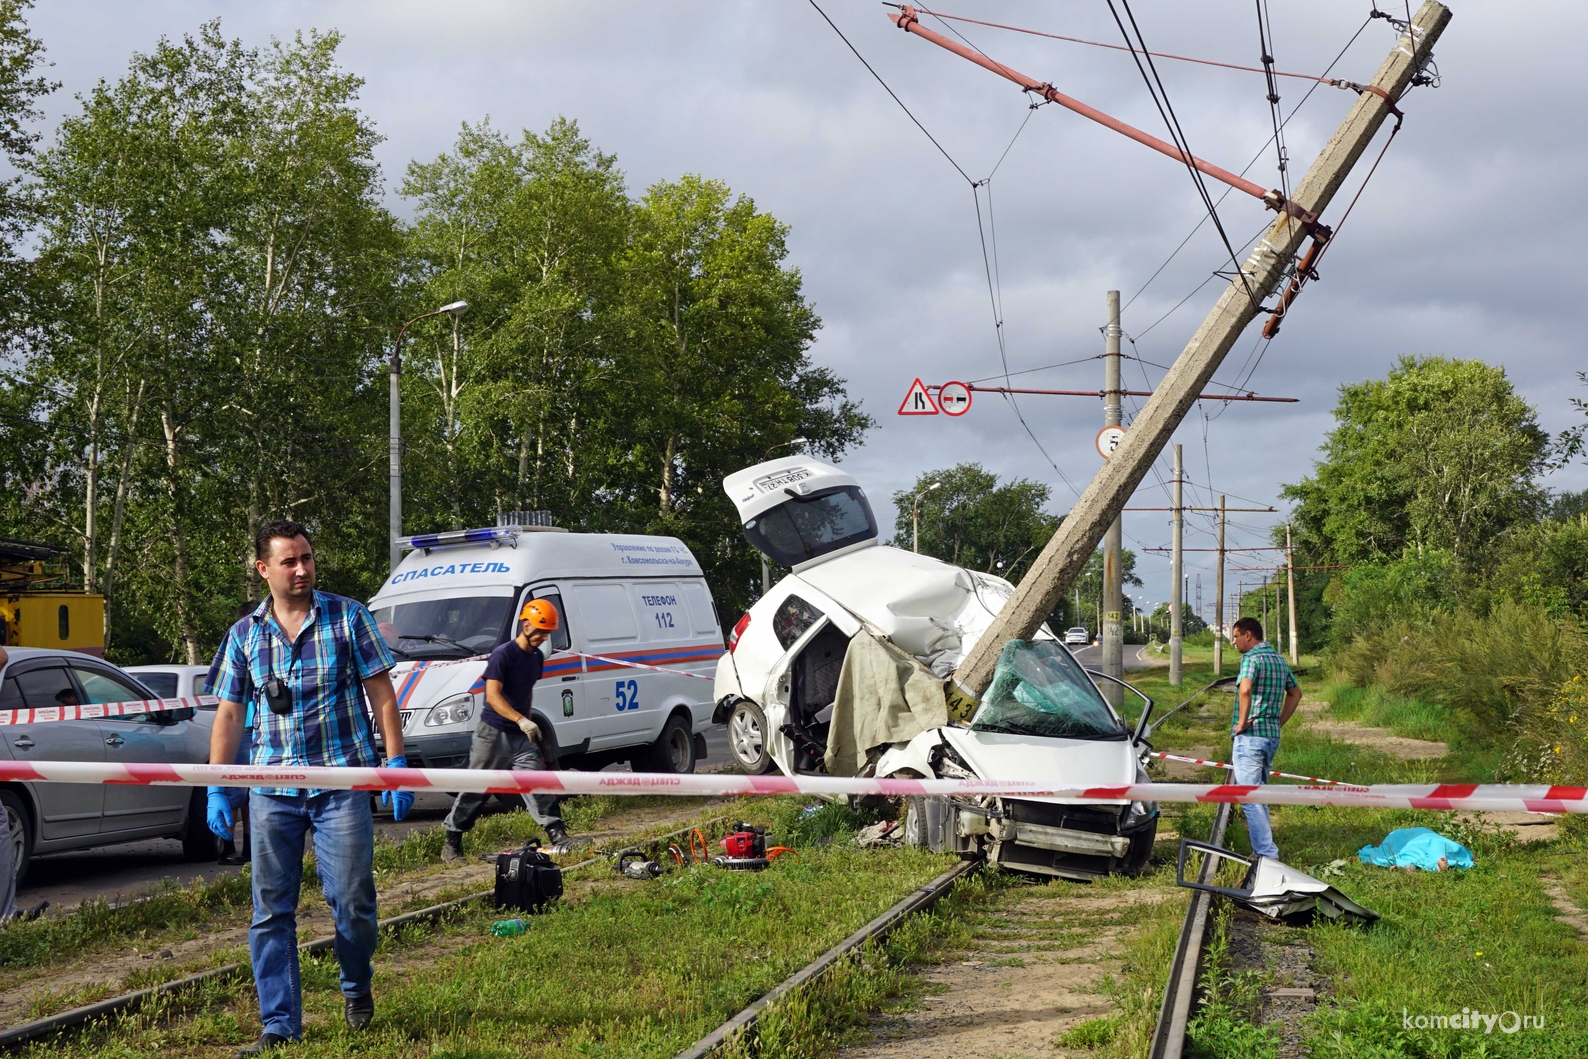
xmin=910 ymin=481 xmax=941 ymax=553
xmin=390 ymin=300 xmax=469 ymax=573
xmin=758 ymin=437 xmax=808 ymax=592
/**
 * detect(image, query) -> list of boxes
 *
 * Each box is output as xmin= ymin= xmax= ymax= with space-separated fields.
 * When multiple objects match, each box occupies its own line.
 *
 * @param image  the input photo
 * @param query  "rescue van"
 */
xmin=368 ymin=518 xmax=723 ymax=773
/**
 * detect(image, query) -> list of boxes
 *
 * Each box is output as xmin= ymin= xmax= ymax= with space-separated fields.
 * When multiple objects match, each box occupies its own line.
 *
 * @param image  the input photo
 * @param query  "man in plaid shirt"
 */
xmin=207 ymin=520 xmax=409 ymax=1055
xmin=1230 ymin=616 xmax=1301 ymax=859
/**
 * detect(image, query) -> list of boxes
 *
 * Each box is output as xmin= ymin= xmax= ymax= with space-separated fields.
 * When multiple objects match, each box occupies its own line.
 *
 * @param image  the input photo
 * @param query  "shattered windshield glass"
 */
xmin=742 ymin=486 xmax=877 ymax=567
xmin=971 ymin=639 xmax=1127 ymax=741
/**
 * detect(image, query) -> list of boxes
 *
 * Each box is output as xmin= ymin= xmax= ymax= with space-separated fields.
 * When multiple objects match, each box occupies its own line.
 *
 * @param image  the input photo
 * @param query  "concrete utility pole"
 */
xmin=1169 ymin=444 xmax=1184 ymax=686
xmin=1213 ymin=495 xmax=1226 ymax=675
xmin=1101 ymin=291 xmax=1124 ymax=704
xmin=1286 ymin=522 xmax=1300 ymax=664
xmin=950 ymin=2 xmax=1451 ymax=697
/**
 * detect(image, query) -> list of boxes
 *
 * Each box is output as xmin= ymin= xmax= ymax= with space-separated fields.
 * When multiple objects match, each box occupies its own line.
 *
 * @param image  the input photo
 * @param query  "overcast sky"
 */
xmin=31 ymin=1 xmax=1587 ymax=617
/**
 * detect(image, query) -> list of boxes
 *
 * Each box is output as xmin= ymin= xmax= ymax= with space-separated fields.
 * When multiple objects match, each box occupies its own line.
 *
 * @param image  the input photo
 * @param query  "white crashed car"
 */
xmin=711 ymin=456 xmax=1158 ymax=880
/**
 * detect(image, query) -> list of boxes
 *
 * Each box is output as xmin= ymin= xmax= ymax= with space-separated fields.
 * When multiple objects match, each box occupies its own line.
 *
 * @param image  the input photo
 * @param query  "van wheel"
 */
xmin=637 ymin=714 xmax=696 ymax=774
xmin=182 ymin=787 xmax=223 ymax=862
xmin=2 ymin=790 xmax=34 ymax=885
xmin=727 ymin=700 xmax=775 ymax=775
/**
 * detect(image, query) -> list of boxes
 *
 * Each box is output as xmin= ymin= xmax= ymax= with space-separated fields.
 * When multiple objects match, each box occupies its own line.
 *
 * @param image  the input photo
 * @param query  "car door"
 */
xmin=71 ymin=665 xmax=191 ymax=834
xmin=3 ymin=664 xmax=105 ymax=840
xmin=568 ymin=581 xmax=647 ymax=747
xmin=518 ymin=585 xmax=586 ymax=754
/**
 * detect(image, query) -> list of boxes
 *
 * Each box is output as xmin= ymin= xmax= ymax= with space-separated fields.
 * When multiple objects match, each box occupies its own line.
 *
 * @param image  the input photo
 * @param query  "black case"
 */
xmin=493 ymin=840 xmax=563 ymax=913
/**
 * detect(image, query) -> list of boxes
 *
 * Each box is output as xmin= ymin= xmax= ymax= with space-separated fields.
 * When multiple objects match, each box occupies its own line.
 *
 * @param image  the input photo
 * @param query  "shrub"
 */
xmin=1502 ymin=674 xmax=1588 ymax=783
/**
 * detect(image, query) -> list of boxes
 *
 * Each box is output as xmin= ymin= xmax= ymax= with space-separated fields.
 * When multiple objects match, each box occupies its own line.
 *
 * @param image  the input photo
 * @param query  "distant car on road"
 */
xmin=0 ymin=648 xmax=219 ymax=883
xmin=1063 ymin=627 xmax=1091 ymax=647
xmin=123 ymin=664 xmax=211 ymax=702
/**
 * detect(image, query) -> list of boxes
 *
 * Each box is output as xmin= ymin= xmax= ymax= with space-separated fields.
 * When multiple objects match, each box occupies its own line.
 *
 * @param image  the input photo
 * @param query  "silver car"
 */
xmin=1 ymin=648 xmax=218 ymax=883
xmin=1063 ymin=627 xmax=1091 ymax=647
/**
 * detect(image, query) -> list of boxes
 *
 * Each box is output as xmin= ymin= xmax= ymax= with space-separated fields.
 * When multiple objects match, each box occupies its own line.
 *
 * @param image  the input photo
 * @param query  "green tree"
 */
xmin=890 ymin=463 xmax=1060 ymax=581
xmin=1284 ymin=356 xmax=1548 ymax=567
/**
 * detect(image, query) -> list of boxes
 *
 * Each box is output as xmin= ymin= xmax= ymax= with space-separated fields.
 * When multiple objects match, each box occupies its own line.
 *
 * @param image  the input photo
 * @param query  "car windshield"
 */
xmin=372 ymin=596 xmax=513 ymax=659
xmin=742 ymin=486 xmax=877 ymax=567
xmin=970 ymin=639 xmax=1127 ymax=741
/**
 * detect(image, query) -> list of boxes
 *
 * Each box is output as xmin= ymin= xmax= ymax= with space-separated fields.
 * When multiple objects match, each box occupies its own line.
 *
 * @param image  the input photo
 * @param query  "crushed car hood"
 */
xmin=796 ymin=544 xmax=1014 ymax=673
xmin=939 ymin=726 xmax=1137 ymax=803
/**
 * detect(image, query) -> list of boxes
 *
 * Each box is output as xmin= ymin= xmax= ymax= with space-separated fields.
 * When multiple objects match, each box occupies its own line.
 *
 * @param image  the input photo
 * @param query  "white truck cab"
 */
xmin=370 ymin=519 xmax=723 ymax=773
xmin=712 ymin=456 xmax=1158 ymax=880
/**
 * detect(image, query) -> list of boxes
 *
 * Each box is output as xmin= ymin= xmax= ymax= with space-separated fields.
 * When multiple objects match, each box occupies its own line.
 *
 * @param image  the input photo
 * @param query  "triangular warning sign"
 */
xmin=898 ymin=378 xmax=940 ymax=416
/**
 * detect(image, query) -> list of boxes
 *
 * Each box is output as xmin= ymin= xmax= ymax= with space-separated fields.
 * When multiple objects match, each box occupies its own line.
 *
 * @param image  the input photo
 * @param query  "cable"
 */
xmin=806 ymin=0 xmax=973 ymax=184
xmin=1255 ymin=0 xmax=1290 ymax=202
xmin=965 ymin=355 xmax=1102 ymax=384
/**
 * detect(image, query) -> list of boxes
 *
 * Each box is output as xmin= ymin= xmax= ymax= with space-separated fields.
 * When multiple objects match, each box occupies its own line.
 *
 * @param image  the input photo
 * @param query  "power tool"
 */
xmin=713 ymin=822 xmax=770 ymax=870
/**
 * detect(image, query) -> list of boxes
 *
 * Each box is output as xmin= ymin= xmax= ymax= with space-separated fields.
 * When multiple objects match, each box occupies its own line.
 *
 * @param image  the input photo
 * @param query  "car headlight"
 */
xmin=1125 ymin=800 xmax=1156 ymax=824
xmin=424 ymin=694 xmax=476 ymax=727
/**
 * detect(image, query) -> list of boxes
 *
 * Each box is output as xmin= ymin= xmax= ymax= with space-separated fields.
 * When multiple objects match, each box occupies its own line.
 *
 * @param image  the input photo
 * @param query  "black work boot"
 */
xmin=236 ymin=1032 xmax=289 ymax=1056
xmin=441 ymin=829 xmax=465 ymax=864
xmin=345 ymin=991 xmax=374 ymax=1031
xmin=544 ymin=823 xmax=577 ymax=854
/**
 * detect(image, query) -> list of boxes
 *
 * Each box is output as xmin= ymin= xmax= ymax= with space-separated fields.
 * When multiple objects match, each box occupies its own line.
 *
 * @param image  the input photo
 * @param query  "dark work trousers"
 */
xmin=443 ymin=720 xmax=563 ymax=834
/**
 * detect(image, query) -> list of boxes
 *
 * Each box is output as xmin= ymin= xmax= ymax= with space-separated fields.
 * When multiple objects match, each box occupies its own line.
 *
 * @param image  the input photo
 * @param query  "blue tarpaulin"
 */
xmin=1358 ymin=827 xmax=1474 ymax=871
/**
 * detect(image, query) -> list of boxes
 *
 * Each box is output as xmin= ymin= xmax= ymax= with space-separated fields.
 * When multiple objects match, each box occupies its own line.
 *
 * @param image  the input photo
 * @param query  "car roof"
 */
xmin=124 ymin=663 xmax=209 ymax=673
xmin=2 ymin=646 xmax=114 ymax=663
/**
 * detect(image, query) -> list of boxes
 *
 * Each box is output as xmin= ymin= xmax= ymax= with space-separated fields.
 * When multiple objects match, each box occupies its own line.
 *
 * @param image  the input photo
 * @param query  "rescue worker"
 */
xmin=441 ymin=599 xmax=573 ymax=861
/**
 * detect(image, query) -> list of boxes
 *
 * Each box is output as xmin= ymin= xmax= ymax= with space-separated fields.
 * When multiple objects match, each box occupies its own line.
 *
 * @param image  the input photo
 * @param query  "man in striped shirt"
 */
xmin=1230 ymin=616 xmax=1301 ymax=860
xmin=208 ymin=520 xmax=409 ymax=1055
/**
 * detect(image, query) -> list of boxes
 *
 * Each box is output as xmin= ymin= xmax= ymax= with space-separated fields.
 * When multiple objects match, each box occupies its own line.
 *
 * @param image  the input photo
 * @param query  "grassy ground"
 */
xmin=10 ymin=798 xmax=955 ymax=1058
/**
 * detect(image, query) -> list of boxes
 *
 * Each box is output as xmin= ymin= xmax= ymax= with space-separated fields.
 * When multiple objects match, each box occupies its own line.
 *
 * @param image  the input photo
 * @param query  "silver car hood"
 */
xmin=938 ymin=726 xmax=1137 ymax=803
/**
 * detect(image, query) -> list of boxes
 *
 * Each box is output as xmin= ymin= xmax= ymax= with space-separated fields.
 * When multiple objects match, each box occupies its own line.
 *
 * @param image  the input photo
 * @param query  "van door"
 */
xmin=517 ymin=585 xmax=586 ymax=756
xmin=568 ymin=581 xmax=646 ymax=747
xmin=4 ymin=664 xmax=105 ymax=840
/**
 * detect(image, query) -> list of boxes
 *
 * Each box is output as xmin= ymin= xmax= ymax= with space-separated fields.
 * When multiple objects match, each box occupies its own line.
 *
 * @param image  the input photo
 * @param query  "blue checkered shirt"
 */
xmin=1233 ymin=641 xmax=1298 ymax=740
xmin=209 ymin=590 xmax=395 ymax=796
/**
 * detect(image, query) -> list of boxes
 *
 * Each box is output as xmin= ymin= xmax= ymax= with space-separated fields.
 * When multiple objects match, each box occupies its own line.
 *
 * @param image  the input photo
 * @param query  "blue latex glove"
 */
xmin=206 ymin=787 xmax=234 ymax=839
xmin=381 ymin=755 xmax=414 ymax=822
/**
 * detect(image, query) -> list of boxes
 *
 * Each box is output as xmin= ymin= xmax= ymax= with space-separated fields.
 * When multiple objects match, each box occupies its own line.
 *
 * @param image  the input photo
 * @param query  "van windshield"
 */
xmin=372 ymin=596 xmax=513 ymax=659
xmin=743 ymin=486 xmax=877 ymax=568
xmin=970 ymin=639 xmax=1127 ymax=741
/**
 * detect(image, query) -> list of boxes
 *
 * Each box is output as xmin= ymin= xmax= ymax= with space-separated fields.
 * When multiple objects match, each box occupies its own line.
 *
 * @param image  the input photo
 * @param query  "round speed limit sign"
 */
xmin=1095 ymin=426 xmax=1127 ymax=459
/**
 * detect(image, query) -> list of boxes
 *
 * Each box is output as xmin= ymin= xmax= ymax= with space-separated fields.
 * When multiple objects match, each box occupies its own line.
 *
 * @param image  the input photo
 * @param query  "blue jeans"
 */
xmin=249 ymin=790 xmax=377 ymax=1040
xmin=1232 ymin=734 xmax=1281 ymax=859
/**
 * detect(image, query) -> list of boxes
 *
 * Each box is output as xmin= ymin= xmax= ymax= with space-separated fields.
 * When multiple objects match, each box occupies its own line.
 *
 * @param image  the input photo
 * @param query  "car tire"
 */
xmin=637 ymin=713 xmax=696 ymax=774
xmin=1121 ymin=817 xmax=1157 ymax=875
xmin=1 ymin=790 xmax=30 ymax=886
xmin=181 ymin=787 xmax=223 ymax=862
xmin=727 ymin=699 xmax=776 ymax=775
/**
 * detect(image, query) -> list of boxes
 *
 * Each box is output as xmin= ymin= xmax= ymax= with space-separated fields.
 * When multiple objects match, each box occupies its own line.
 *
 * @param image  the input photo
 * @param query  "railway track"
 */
xmin=1148 ymin=803 xmax=1234 ymax=1059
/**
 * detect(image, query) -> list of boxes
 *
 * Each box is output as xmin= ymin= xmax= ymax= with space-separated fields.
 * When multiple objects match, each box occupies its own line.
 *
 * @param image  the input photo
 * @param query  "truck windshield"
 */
xmin=970 ymin=639 xmax=1127 ymax=741
xmin=742 ymin=486 xmax=877 ymax=568
xmin=372 ymin=596 xmax=513 ymax=659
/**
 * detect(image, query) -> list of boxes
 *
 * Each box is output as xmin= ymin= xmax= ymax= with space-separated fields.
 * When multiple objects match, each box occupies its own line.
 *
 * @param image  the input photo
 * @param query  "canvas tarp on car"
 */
xmin=823 ymin=629 xmax=948 ymax=776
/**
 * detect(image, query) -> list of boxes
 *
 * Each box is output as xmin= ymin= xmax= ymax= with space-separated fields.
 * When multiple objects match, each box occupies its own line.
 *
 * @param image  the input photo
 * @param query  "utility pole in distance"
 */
xmin=1214 ymin=495 xmax=1226 ymax=676
xmin=1286 ymin=522 xmax=1300 ymax=664
xmin=947 ymin=3 xmax=1452 ymax=698
xmin=1169 ymin=444 xmax=1184 ymax=686
xmin=1101 ymin=290 xmax=1124 ymax=704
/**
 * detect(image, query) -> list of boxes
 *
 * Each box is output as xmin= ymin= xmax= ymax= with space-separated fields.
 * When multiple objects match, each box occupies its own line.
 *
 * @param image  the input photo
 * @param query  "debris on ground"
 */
xmin=1357 ymin=827 xmax=1473 ymax=872
xmin=1178 ymin=839 xmax=1378 ymax=926
xmin=856 ymin=820 xmax=903 ymax=847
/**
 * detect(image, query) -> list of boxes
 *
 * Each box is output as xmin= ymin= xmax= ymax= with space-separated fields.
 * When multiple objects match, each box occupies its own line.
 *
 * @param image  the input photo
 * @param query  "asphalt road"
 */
xmin=17 ymin=722 xmax=734 ymax=914
xmin=1070 ymin=643 xmax=1164 ymax=671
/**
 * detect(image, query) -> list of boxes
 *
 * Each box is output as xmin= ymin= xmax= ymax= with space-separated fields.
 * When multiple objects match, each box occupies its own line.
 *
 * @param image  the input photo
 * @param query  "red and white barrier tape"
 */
xmin=573 ymin=652 xmax=716 ymax=681
xmin=0 ymin=761 xmax=1585 ymax=814
xmin=0 ymin=695 xmax=217 ymax=727
xmin=1150 ymin=751 xmax=1334 ymax=786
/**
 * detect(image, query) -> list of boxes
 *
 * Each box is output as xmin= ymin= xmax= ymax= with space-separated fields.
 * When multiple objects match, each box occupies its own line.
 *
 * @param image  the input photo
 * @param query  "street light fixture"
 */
xmin=390 ymin=300 xmax=470 ymax=573
xmin=910 ymin=481 xmax=941 ymax=554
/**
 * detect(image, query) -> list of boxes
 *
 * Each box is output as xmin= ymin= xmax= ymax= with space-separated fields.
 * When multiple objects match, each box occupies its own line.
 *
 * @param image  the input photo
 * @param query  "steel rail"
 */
xmin=1148 ymin=803 xmax=1233 ymax=1059
xmin=673 ymin=856 xmax=980 ymax=1059
xmin=0 ymin=816 xmax=726 ymax=1048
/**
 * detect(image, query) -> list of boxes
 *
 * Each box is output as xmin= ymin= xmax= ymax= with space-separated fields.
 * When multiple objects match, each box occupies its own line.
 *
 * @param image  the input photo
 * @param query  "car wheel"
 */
xmin=637 ymin=713 xmax=696 ymax=774
xmin=1121 ymin=817 xmax=1157 ymax=875
xmin=181 ymin=787 xmax=223 ymax=862
xmin=727 ymin=700 xmax=775 ymax=775
xmin=2 ymin=790 xmax=33 ymax=885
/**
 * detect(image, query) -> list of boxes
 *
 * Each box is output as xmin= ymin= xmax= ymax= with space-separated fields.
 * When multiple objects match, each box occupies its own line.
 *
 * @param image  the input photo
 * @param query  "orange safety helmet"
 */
xmin=519 ymin=599 xmax=560 ymax=631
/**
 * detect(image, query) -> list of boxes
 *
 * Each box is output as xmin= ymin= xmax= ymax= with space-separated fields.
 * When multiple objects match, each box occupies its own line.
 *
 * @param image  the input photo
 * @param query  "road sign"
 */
xmin=1096 ymin=425 xmax=1126 ymax=459
xmin=939 ymin=381 xmax=971 ymax=416
xmin=898 ymin=378 xmax=939 ymax=416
